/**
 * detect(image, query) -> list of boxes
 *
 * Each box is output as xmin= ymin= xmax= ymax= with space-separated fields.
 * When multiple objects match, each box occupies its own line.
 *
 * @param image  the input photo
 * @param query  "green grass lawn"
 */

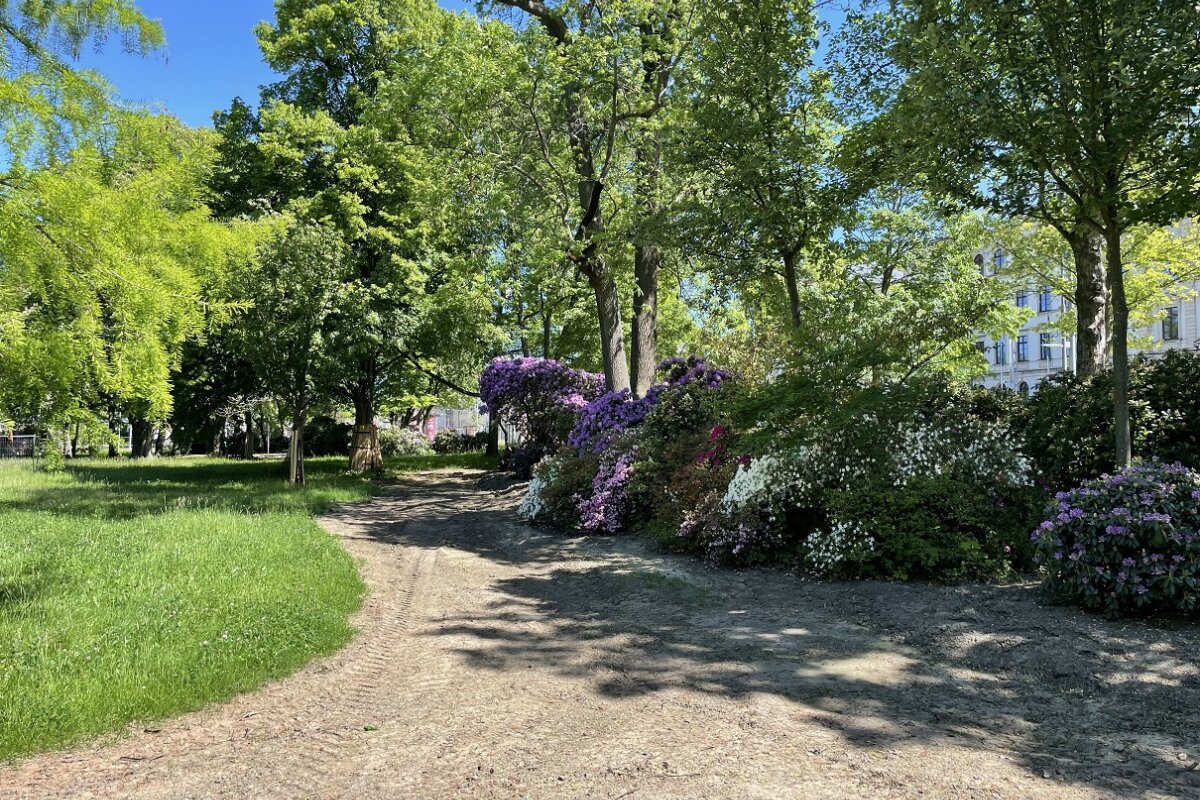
xmin=0 ymin=451 xmax=496 ymax=762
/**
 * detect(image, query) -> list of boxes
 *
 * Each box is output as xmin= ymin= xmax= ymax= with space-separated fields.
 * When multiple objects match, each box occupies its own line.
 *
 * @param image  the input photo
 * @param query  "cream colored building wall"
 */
xmin=974 ymin=249 xmax=1200 ymax=393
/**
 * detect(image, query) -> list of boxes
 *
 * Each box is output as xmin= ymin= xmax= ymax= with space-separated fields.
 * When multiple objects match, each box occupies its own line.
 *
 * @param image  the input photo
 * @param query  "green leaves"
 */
xmin=0 ymin=112 xmax=241 ymax=426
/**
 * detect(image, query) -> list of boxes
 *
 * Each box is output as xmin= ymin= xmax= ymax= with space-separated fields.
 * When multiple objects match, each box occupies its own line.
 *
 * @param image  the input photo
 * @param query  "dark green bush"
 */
xmin=823 ymin=475 xmax=1044 ymax=582
xmin=1016 ymin=348 xmax=1200 ymax=490
xmin=303 ymin=416 xmax=352 ymax=457
xmin=432 ymin=429 xmax=488 ymax=454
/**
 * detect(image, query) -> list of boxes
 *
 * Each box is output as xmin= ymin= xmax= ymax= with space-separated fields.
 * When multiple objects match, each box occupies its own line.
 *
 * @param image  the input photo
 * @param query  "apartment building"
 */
xmin=974 ymin=247 xmax=1200 ymax=394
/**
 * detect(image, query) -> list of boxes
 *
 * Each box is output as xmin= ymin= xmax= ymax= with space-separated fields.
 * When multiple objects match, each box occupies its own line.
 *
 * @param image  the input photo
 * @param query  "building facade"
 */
xmin=974 ymin=247 xmax=1200 ymax=394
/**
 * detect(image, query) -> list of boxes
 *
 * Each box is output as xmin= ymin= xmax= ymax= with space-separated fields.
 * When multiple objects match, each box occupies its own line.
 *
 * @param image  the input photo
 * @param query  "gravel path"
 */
xmin=4 ymin=470 xmax=1199 ymax=799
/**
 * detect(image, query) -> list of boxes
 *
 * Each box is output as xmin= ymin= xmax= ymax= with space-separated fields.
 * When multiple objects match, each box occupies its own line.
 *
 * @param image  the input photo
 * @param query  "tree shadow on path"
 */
xmin=331 ymin=472 xmax=1200 ymax=798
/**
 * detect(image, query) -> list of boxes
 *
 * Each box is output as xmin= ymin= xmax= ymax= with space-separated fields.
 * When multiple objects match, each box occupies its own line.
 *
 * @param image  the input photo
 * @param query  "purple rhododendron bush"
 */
xmin=1034 ymin=462 xmax=1200 ymax=617
xmin=505 ymin=355 xmax=1060 ymax=585
xmin=480 ymin=357 xmax=605 ymax=476
xmin=495 ymin=352 xmax=1200 ymax=606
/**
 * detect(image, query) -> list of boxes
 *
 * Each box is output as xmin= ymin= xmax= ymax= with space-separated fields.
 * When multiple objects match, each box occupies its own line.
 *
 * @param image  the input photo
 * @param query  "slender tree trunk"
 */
xmin=630 ymin=24 xmax=667 ymax=398
xmin=487 ymin=414 xmax=500 ymax=457
xmin=348 ymin=371 xmax=382 ymax=473
xmin=631 ymin=242 xmax=660 ymax=397
xmin=289 ymin=404 xmax=307 ymax=485
xmin=1070 ymin=223 xmax=1107 ymax=379
xmin=518 ymin=299 xmax=530 ymax=357
xmin=1104 ymin=222 xmax=1131 ymax=468
xmin=541 ymin=294 xmax=552 ymax=359
xmin=70 ymin=422 xmax=80 ymax=458
xmin=497 ymin=1 xmax=634 ymax=392
xmin=782 ymin=250 xmax=803 ymax=329
xmin=107 ymin=408 xmax=120 ymax=458
xmin=243 ymin=410 xmax=255 ymax=459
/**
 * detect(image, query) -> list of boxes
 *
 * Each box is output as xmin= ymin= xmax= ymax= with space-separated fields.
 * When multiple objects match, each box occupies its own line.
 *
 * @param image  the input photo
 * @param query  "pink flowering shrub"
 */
xmin=1034 ymin=462 xmax=1200 ymax=617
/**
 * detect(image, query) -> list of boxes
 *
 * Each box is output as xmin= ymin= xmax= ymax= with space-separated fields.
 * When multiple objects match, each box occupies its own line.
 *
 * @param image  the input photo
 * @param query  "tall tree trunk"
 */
xmin=630 ymin=23 xmax=667 ymax=398
xmin=631 ymin=242 xmax=660 ymax=397
xmin=496 ymin=0 xmax=635 ymax=392
xmin=541 ymin=294 xmax=552 ymax=359
xmin=289 ymin=405 xmax=307 ymax=485
xmin=782 ymin=250 xmax=803 ymax=329
xmin=588 ymin=266 xmax=632 ymax=392
xmin=1070 ymin=223 xmax=1107 ymax=379
xmin=348 ymin=370 xmax=382 ymax=473
xmin=1104 ymin=222 xmax=1131 ymax=468
xmin=243 ymin=410 xmax=255 ymax=459
xmin=107 ymin=408 xmax=120 ymax=458
xmin=518 ymin=299 xmax=530 ymax=357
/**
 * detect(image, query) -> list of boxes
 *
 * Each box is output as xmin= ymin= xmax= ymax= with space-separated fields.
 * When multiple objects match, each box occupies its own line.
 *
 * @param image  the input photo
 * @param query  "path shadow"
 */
xmin=343 ymin=473 xmax=1200 ymax=798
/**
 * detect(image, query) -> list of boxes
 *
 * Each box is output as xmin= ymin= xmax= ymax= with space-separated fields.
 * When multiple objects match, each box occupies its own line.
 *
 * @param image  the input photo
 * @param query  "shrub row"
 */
xmin=487 ymin=351 xmax=1200 ymax=616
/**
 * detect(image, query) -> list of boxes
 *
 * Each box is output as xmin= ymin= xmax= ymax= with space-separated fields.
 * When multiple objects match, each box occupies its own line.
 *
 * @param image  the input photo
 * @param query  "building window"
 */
xmin=995 ymin=339 xmax=1008 ymax=365
xmin=1016 ymin=335 xmax=1029 ymax=362
xmin=1163 ymin=306 xmax=1180 ymax=341
xmin=1040 ymin=333 xmax=1053 ymax=361
xmin=976 ymin=339 xmax=986 ymax=354
xmin=1016 ymin=291 xmax=1029 ymax=308
xmin=993 ymin=248 xmax=1006 ymax=271
xmin=1018 ymin=381 xmax=1030 ymax=397
xmin=1038 ymin=286 xmax=1054 ymax=312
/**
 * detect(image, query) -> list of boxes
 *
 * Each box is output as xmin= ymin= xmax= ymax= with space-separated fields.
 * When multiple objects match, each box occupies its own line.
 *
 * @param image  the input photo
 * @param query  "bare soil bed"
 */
xmin=3 ymin=470 xmax=1198 ymax=799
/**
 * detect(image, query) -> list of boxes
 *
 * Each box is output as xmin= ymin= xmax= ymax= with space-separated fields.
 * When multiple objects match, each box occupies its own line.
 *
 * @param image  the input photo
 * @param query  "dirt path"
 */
xmin=4 ymin=470 xmax=1199 ymax=799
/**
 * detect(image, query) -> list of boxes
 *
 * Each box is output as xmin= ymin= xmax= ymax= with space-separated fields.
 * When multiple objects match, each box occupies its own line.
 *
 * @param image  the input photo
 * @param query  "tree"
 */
xmin=246 ymin=0 xmax=434 ymax=471
xmin=674 ymin=0 xmax=841 ymax=331
xmin=848 ymin=0 xmax=1200 ymax=466
xmin=0 ymin=111 xmax=238 ymax=450
xmin=237 ymin=218 xmax=347 ymax=485
xmin=475 ymin=0 xmax=696 ymax=393
xmin=0 ymin=0 xmax=162 ymax=159
xmin=988 ymin=217 xmax=1200 ymax=351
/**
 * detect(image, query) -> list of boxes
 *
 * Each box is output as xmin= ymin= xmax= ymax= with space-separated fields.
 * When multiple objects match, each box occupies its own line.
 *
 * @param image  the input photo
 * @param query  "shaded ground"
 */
xmin=4 ymin=470 xmax=1198 ymax=799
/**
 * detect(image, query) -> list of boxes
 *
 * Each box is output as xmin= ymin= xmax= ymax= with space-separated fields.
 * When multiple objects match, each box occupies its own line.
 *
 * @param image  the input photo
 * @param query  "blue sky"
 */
xmin=80 ymin=0 xmax=473 ymax=128
xmin=80 ymin=1 xmax=842 ymax=129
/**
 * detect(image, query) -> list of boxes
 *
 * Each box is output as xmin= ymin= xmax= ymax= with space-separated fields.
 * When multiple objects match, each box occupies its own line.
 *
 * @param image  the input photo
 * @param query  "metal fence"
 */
xmin=0 ymin=435 xmax=37 ymax=458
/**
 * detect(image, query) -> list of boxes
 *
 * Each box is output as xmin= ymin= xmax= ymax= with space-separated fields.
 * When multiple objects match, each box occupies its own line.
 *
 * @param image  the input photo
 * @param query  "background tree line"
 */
xmin=0 ymin=0 xmax=1196 ymax=481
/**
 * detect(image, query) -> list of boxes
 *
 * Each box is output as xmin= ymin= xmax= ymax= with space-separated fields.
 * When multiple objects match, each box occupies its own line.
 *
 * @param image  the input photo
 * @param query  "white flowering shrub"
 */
xmin=806 ymin=518 xmax=877 ymax=576
xmin=518 ymin=457 xmax=560 ymax=522
xmin=890 ymin=414 xmax=1033 ymax=487
xmin=706 ymin=405 xmax=1039 ymax=580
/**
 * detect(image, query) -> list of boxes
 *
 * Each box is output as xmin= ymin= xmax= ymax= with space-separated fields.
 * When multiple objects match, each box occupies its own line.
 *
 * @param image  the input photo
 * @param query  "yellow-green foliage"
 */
xmin=0 ymin=111 xmax=251 ymax=425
